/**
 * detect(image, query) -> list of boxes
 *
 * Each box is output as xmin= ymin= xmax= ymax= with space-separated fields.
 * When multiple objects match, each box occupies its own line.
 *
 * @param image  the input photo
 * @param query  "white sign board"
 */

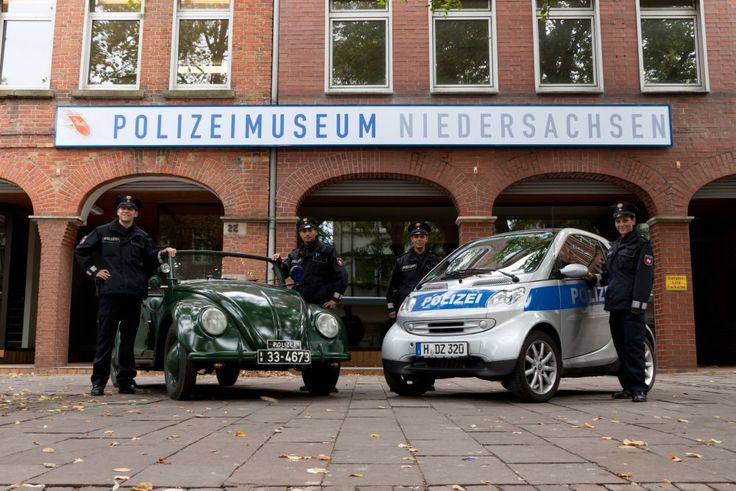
xmin=55 ymin=104 xmax=672 ymax=148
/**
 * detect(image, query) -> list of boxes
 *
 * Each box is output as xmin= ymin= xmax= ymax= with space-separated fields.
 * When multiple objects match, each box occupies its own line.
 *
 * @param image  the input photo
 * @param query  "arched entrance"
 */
xmin=297 ymin=178 xmax=458 ymax=357
xmin=689 ymin=176 xmax=736 ymax=365
xmin=69 ymin=177 xmax=224 ymax=363
xmin=0 ymin=179 xmax=36 ymax=364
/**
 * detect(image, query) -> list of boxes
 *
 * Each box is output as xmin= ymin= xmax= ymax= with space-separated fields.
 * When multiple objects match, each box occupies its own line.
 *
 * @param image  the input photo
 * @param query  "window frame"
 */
xmin=325 ymin=0 xmax=392 ymax=94
xmin=429 ymin=0 xmax=497 ymax=94
xmin=169 ymin=0 xmax=233 ymax=90
xmin=80 ymin=0 xmax=145 ymax=90
xmin=636 ymin=0 xmax=709 ymax=93
xmin=0 ymin=0 xmax=56 ymax=90
xmin=531 ymin=0 xmax=604 ymax=94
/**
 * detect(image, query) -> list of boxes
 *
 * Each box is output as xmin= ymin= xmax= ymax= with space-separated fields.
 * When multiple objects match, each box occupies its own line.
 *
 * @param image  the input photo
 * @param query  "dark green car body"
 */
xmin=128 ymin=250 xmax=350 ymax=399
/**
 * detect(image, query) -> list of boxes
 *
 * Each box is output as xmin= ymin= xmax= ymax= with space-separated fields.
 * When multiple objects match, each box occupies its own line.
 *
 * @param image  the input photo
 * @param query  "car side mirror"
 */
xmin=559 ymin=263 xmax=589 ymax=278
xmin=148 ymin=275 xmax=161 ymax=289
xmin=289 ymin=265 xmax=305 ymax=282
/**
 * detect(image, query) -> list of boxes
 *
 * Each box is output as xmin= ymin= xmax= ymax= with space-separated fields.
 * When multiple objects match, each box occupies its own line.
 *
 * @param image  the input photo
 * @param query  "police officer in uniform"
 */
xmin=386 ymin=222 xmax=440 ymax=319
xmin=273 ymin=217 xmax=347 ymax=309
xmin=586 ymin=203 xmax=654 ymax=402
xmin=75 ymin=195 xmax=176 ymax=396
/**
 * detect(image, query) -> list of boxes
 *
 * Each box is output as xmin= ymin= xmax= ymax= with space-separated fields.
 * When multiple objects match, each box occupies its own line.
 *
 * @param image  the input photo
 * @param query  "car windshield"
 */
xmin=422 ymin=231 xmax=557 ymax=284
xmin=169 ymin=251 xmax=284 ymax=286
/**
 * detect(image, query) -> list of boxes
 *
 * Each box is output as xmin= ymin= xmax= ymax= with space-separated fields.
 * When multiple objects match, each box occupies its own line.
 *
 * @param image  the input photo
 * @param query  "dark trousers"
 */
xmin=91 ymin=294 xmax=142 ymax=387
xmin=609 ymin=310 xmax=647 ymax=394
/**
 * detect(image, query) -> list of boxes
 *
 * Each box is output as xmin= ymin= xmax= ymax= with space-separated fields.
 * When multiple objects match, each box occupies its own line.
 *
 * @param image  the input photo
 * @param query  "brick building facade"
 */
xmin=1 ymin=0 xmax=735 ymax=370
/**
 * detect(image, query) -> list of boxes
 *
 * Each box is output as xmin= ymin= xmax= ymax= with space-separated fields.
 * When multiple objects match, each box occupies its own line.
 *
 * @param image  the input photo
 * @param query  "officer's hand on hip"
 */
xmin=323 ymin=300 xmax=337 ymax=309
xmin=96 ymin=269 xmax=111 ymax=280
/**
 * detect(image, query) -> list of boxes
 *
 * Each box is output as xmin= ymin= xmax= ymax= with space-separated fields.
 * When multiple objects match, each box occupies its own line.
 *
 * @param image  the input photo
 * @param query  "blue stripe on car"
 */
xmin=525 ymin=283 xmax=606 ymax=311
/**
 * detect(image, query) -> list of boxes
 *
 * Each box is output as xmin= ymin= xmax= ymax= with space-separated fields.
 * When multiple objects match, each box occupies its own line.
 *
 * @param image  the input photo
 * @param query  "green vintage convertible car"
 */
xmin=115 ymin=250 xmax=350 ymax=400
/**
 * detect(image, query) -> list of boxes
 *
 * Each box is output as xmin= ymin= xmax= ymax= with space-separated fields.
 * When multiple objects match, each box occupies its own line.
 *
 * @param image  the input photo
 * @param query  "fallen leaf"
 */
xmin=157 ymin=458 xmax=168 ymax=464
xmin=620 ymin=439 xmax=647 ymax=448
xmin=408 ymin=447 xmax=419 ymax=453
xmin=601 ymin=436 xmax=613 ymax=440
xmin=113 ymin=476 xmax=131 ymax=481
xmin=686 ymin=452 xmax=703 ymax=459
xmin=113 ymin=468 xmax=131 ymax=472
xmin=462 ymin=456 xmax=479 ymax=461
xmin=8 ymin=484 xmax=46 ymax=490
xmin=670 ymin=454 xmax=682 ymax=462
xmin=452 ymin=486 xmax=466 ymax=491
xmin=349 ymin=473 xmax=364 ymax=477
xmin=41 ymin=448 xmax=55 ymax=453
xmin=43 ymin=463 xmax=56 ymax=468
xmin=280 ymin=453 xmax=310 ymax=461
xmin=131 ymin=482 xmax=153 ymax=491
xmin=274 ymin=426 xmax=283 ymax=433
xmin=582 ymin=422 xmax=595 ymax=429
xmin=234 ymin=431 xmax=246 ymax=437
xmin=398 ymin=443 xmax=411 ymax=448
xmin=316 ymin=454 xmax=331 ymax=461
xmin=260 ymin=396 xmax=278 ymax=403
xmin=401 ymin=464 xmax=413 ymax=468
xmin=369 ymin=433 xmax=380 ymax=438
xmin=402 ymin=456 xmax=416 ymax=462
xmin=678 ymin=419 xmax=689 ymax=423
xmin=104 ymin=430 xmax=115 ymax=435
xmin=109 ymin=441 xmax=120 ymax=447
xmin=616 ymin=472 xmax=632 ymax=478
xmin=306 ymin=467 xmax=329 ymax=474
xmin=73 ymin=458 xmax=84 ymax=463
xmin=707 ymin=438 xmax=722 ymax=445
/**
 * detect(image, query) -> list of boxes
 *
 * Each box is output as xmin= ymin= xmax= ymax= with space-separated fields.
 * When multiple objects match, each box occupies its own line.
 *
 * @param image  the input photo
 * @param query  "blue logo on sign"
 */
xmin=412 ymin=289 xmax=493 ymax=311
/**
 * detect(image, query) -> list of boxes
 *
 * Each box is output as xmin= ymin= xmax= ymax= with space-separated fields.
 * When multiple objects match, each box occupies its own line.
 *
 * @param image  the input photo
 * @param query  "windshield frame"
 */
xmin=164 ymin=250 xmax=286 ymax=286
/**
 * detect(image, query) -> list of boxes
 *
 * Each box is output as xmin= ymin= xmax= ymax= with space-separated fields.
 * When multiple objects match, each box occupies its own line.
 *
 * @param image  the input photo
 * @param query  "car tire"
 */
xmin=216 ymin=365 xmax=241 ymax=386
xmin=511 ymin=331 xmax=561 ymax=403
xmin=644 ymin=336 xmax=656 ymax=392
xmin=384 ymin=370 xmax=435 ymax=397
xmin=500 ymin=379 xmax=513 ymax=391
xmin=164 ymin=327 xmax=197 ymax=400
xmin=302 ymin=362 xmax=340 ymax=395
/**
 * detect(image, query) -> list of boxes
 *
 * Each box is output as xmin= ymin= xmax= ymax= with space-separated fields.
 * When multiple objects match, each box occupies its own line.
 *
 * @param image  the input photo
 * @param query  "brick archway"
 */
xmin=676 ymin=150 xmax=736 ymax=211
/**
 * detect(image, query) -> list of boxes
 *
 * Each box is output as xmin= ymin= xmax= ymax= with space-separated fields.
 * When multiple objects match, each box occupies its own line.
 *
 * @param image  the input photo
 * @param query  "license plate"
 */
xmin=257 ymin=349 xmax=311 ymax=365
xmin=415 ymin=341 xmax=468 ymax=358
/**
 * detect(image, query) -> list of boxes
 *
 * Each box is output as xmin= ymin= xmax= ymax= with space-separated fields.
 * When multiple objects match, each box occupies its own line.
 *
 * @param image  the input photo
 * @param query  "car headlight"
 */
xmin=315 ymin=313 xmax=340 ymax=339
xmin=400 ymin=296 xmax=416 ymax=312
xmin=488 ymin=287 xmax=526 ymax=306
xmin=200 ymin=307 xmax=228 ymax=336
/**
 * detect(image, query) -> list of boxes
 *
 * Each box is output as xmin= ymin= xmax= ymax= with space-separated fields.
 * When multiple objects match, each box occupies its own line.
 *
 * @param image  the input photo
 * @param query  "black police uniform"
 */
xmin=280 ymin=218 xmax=347 ymax=306
xmin=75 ymin=199 xmax=165 ymax=391
xmin=386 ymin=222 xmax=440 ymax=314
xmin=596 ymin=204 xmax=654 ymax=399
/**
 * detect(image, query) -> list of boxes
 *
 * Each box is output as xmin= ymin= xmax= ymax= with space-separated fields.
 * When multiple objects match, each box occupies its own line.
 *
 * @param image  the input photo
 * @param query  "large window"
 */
xmin=327 ymin=0 xmax=391 ymax=93
xmin=533 ymin=0 xmax=603 ymax=93
xmin=81 ymin=0 xmax=144 ymax=88
xmin=0 ymin=0 xmax=55 ymax=89
xmin=637 ymin=0 xmax=708 ymax=92
xmin=431 ymin=0 xmax=496 ymax=93
xmin=171 ymin=0 xmax=231 ymax=89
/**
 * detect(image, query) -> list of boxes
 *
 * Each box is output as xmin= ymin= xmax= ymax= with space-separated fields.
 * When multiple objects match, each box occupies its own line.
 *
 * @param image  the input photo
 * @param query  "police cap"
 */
xmin=612 ymin=202 xmax=637 ymax=219
xmin=115 ymin=195 xmax=141 ymax=210
xmin=408 ymin=221 xmax=431 ymax=236
xmin=297 ymin=216 xmax=319 ymax=231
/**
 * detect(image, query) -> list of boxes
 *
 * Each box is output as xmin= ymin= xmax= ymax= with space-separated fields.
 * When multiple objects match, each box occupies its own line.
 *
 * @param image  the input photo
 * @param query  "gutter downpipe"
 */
xmin=267 ymin=0 xmax=280 ymax=264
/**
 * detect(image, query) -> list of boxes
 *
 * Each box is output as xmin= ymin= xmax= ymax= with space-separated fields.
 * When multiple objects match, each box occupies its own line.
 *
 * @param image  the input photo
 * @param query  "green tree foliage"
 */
xmin=177 ymin=19 xmax=229 ymax=85
xmin=332 ymin=20 xmax=386 ymax=86
xmin=641 ymin=18 xmax=697 ymax=84
xmin=537 ymin=18 xmax=593 ymax=84
xmin=88 ymin=20 xmax=140 ymax=85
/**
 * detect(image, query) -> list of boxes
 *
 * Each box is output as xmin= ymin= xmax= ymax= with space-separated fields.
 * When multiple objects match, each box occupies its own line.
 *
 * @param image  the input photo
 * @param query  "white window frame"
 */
xmin=531 ymin=0 xmax=603 ymax=94
xmin=0 ymin=1 xmax=56 ymax=90
xmin=170 ymin=0 xmax=233 ymax=90
xmin=636 ymin=0 xmax=709 ymax=93
xmin=429 ymin=0 xmax=497 ymax=94
xmin=325 ymin=0 xmax=392 ymax=94
xmin=80 ymin=0 xmax=145 ymax=90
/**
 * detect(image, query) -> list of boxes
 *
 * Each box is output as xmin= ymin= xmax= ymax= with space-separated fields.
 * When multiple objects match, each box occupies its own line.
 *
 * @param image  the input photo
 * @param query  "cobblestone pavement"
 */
xmin=1 ymin=369 xmax=735 ymax=491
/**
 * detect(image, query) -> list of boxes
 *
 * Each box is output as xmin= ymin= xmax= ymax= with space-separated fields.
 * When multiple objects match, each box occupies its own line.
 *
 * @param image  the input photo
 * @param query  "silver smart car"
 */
xmin=381 ymin=228 xmax=656 ymax=402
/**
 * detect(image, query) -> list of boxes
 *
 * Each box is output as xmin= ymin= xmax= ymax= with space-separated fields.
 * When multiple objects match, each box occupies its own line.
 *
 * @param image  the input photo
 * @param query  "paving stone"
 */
xmin=509 ymin=463 xmax=624 ymax=485
xmin=417 ymin=455 xmax=522 ymax=486
xmin=485 ymin=444 xmax=586 ymax=463
xmin=320 ymin=463 xmax=424 ymax=487
xmin=674 ymin=484 xmax=713 ymax=491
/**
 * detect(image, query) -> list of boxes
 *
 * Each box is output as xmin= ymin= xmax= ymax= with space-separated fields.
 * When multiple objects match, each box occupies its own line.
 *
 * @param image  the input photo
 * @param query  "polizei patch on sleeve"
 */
xmin=644 ymin=254 xmax=653 ymax=266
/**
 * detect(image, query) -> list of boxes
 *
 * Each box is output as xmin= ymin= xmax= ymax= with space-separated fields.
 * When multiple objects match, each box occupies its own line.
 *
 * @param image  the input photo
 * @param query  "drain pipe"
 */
xmin=267 ymin=0 xmax=280 ymax=261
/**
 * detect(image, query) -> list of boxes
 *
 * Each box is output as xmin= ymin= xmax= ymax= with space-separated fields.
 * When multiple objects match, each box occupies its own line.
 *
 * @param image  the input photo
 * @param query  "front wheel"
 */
xmin=644 ymin=337 xmax=656 ymax=392
xmin=216 ymin=365 xmax=241 ymax=386
xmin=301 ymin=363 xmax=340 ymax=395
xmin=164 ymin=327 xmax=197 ymax=400
xmin=511 ymin=331 xmax=561 ymax=403
xmin=384 ymin=369 xmax=435 ymax=397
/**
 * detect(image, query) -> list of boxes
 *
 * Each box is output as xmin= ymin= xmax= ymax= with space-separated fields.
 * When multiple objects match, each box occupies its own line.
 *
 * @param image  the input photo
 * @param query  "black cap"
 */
xmin=297 ymin=216 xmax=319 ymax=231
xmin=115 ymin=195 xmax=141 ymax=210
xmin=408 ymin=221 xmax=431 ymax=236
xmin=612 ymin=202 xmax=637 ymax=219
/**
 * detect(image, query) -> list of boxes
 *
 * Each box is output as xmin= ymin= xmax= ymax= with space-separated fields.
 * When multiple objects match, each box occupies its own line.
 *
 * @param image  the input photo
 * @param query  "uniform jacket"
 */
xmin=281 ymin=240 xmax=347 ymax=305
xmin=600 ymin=230 xmax=654 ymax=312
xmin=75 ymin=220 xmax=162 ymax=298
xmin=386 ymin=249 xmax=440 ymax=312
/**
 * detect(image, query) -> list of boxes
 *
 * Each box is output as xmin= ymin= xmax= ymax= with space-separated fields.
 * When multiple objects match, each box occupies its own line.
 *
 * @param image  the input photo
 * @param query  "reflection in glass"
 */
xmin=457 ymin=0 xmax=490 ymax=9
xmin=545 ymin=0 xmax=591 ymax=8
xmin=639 ymin=0 xmax=694 ymax=8
xmin=537 ymin=18 xmax=593 ymax=84
xmin=331 ymin=0 xmax=384 ymax=10
xmin=87 ymin=19 xmax=139 ymax=85
xmin=179 ymin=0 xmax=229 ymax=8
xmin=177 ymin=19 xmax=229 ymax=85
xmin=332 ymin=20 xmax=386 ymax=86
xmin=3 ymin=0 xmax=54 ymax=14
xmin=89 ymin=0 xmax=141 ymax=13
xmin=1 ymin=20 xmax=52 ymax=86
xmin=641 ymin=18 xmax=697 ymax=84
xmin=435 ymin=19 xmax=490 ymax=86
